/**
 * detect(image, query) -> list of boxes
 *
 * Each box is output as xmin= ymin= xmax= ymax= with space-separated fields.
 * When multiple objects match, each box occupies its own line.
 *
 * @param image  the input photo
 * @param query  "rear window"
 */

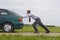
xmin=0 ymin=10 xmax=8 ymax=15
xmin=8 ymin=10 xmax=19 ymax=16
xmin=0 ymin=13 xmax=8 ymax=15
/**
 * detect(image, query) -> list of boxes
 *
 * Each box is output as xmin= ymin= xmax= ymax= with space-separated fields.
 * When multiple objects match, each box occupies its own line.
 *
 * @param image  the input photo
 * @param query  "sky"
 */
xmin=0 ymin=0 xmax=60 ymax=26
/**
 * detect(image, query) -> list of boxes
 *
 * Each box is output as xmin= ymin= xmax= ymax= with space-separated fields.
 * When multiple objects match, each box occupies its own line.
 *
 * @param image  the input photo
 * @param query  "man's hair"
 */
xmin=27 ymin=10 xmax=31 ymax=13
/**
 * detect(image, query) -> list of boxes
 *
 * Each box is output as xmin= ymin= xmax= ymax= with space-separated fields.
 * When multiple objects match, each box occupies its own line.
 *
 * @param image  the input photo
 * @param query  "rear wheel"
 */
xmin=2 ymin=23 xmax=14 ymax=32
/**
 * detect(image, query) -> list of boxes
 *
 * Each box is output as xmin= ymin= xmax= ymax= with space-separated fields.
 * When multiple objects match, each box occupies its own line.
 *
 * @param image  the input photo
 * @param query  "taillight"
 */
xmin=18 ymin=18 xmax=23 ymax=22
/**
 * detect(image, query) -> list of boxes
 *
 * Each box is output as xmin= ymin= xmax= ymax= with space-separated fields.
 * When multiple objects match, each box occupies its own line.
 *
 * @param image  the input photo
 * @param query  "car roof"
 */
xmin=0 ymin=9 xmax=14 ymax=14
xmin=0 ymin=9 xmax=8 ymax=12
xmin=0 ymin=9 xmax=20 ymax=16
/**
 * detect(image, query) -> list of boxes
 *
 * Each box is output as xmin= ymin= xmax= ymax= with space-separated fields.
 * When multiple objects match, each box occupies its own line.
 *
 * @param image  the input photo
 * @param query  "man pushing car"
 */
xmin=22 ymin=10 xmax=50 ymax=33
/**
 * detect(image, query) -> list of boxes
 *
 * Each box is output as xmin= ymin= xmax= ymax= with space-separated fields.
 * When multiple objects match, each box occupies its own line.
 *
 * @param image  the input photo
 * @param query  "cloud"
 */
xmin=0 ymin=0 xmax=60 ymax=26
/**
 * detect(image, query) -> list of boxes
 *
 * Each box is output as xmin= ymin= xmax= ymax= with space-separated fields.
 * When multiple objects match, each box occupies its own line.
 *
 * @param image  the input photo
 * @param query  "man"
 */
xmin=22 ymin=10 xmax=50 ymax=33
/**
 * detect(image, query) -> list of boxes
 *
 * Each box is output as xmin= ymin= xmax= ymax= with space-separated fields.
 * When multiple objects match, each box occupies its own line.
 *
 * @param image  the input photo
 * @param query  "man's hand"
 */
xmin=21 ymin=16 xmax=23 ymax=18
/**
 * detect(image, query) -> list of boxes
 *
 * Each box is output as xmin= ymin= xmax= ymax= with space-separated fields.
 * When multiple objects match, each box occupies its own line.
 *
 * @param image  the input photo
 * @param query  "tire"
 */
xmin=2 ymin=23 xmax=14 ymax=32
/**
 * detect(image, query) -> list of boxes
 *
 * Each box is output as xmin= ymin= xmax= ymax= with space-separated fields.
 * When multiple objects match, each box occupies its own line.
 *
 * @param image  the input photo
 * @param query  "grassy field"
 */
xmin=0 ymin=25 xmax=60 ymax=40
xmin=18 ymin=25 xmax=60 ymax=33
xmin=0 ymin=35 xmax=60 ymax=40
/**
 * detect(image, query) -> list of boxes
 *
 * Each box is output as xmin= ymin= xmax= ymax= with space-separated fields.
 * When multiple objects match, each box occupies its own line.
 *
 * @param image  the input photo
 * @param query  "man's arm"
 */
xmin=22 ymin=14 xmax=32 ymax=18
xmin=22 ymin=14 xmax=31 ymax=22
xmin=22 ymin=15 xmax=29 ymax=18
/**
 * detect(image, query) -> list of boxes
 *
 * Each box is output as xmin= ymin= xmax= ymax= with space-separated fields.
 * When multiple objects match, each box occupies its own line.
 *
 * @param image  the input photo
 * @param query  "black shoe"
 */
xmin=34 ymin=31 xmax=39 ymax=33
xmin=45 ymin=31 xmax=50 ymax=33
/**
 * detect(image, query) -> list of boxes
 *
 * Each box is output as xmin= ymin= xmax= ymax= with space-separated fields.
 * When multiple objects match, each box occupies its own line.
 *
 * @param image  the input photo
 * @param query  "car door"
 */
xmin=0 ymin=10 xmax=9 ymax=25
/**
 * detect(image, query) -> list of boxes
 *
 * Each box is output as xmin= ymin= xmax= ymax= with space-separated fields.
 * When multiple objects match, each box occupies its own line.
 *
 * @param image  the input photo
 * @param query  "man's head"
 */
xmin=27 ymin=10 xmax=31 ymax=14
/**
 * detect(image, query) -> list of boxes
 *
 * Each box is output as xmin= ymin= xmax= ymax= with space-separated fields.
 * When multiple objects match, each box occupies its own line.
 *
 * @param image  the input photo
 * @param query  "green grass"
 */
xmin=0 ymin=25 xmax=60 ymax=40
xmin=0 ymin=35 xmax=60 ymax=40
xmin=17 ymin=25 xmax=60 ymax=33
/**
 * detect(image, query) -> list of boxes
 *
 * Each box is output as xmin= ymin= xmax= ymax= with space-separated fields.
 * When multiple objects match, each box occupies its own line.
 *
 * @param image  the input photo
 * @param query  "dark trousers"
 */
xmin=33 ymin=18 xmax=50 ymax=32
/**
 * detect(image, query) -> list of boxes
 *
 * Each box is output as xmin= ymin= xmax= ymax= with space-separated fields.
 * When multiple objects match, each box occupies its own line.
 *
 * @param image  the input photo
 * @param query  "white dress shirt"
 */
xmin=22 ymin=13 xmax=39 ymax=20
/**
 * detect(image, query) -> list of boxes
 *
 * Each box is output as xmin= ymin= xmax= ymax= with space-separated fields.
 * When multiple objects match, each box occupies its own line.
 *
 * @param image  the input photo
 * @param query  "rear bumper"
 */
xmin=13 ymin=22 xmax=24 ymax=29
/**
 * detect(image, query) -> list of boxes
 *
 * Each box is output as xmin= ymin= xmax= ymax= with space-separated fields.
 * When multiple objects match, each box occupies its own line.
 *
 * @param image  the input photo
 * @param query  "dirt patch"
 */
xmin=0 ymin=32 xmax=60 ymax=36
